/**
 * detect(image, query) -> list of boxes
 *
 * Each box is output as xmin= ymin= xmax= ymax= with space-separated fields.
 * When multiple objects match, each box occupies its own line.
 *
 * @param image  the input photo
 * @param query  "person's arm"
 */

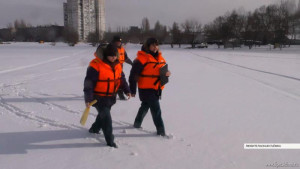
xmin=83 ymin=66 xmax=98 ymax=105
xmin=124 ymin=51 xmax=133 ymax=65
xmin=129 ymin=59 xmax=144 ymax=96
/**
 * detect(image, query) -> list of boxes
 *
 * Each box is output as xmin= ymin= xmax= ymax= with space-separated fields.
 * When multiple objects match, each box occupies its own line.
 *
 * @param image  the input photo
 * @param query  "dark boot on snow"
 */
xmin=157 ymin=131 xmax=166 ymax=136
xmin=89 ymin=127 xmax=100 ymax=134
xmin=157 ymin=127 xmax=166 ymax=136
xmin=107 ymin=142 xmax=118 ymax=148
xmin=133 ymin=122 xmax=142 ymax=128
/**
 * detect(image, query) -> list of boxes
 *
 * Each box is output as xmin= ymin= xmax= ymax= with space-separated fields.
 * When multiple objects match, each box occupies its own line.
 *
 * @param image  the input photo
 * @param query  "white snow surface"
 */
xmin=0 ymin=42 xmax=300 ymax=169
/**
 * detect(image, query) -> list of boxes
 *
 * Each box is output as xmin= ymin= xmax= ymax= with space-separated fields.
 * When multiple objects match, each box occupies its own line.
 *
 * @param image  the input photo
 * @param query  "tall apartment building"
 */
xmin=64 ymin=0 xmax=105 ymax=41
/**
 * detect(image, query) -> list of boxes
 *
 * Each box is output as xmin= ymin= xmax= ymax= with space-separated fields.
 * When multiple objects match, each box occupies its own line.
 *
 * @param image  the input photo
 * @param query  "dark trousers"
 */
xmin=117 ymin=89 xmax=126 ymax=100
xmin=90 ymin=104 xmax=114 ymax=145
xmin=134 ymin=100 xmax=165 ymax=133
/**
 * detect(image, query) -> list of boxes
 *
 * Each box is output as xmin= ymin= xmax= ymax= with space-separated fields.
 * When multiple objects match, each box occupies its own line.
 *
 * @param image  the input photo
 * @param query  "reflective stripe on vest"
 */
xmin=136 ymin=51 xmax=166 ymax=90
xmin=89 ymin=58 xmax=122 ymax=96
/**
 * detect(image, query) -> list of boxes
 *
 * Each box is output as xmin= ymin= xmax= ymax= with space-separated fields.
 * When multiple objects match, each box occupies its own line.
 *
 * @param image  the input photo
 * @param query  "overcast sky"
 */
xmin=0 ymin=0 xmax=283 ymax=30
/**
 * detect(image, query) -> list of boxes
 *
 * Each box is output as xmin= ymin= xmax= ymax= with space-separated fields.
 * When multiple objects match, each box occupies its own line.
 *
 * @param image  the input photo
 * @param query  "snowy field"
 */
xmin=0 ymin=42 xmax=300 ymax=169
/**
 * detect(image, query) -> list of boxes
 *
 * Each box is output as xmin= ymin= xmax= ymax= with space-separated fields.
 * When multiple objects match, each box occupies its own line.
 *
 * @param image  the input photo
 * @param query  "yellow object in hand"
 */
xmin=80 ymin=100 xmax=97 ymax=126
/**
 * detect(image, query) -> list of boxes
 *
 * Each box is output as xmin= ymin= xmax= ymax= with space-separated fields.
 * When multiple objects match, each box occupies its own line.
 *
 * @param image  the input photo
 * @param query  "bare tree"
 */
xmin=226 ymin=10 xmax=246 ymax=49
xmin=63 ymin=27 xmax=79 ymax=46
xmin=170 ymin=22 xmax=182 ymax=47
xmin=141 ymin=17 xmax=150 ymax=33
xmin=273 ymin=1 xmax=290 ymax=48
xmin=14 ymin=19 xmax=31 ymax=29
xmin=289 ymin=0 xmax=300 ymax=41
xmin=204 ymin=16 xmax=225 ymax=48
xmin=141 ymin=17 xmax=151 ymax=42
xmin=153 ymin=21 xmax=168 ymax=43
xmin=181 ymin=19 xmax=202 ymax=48
xmin=87 ymin=31 xmax=100 ymax=46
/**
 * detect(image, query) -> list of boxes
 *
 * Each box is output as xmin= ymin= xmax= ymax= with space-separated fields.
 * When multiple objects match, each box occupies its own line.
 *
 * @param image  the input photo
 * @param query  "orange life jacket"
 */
xmin=89 ymin=55 xmax=122 ymax=97
xmin=136 ymin=51 xmax=166 ymax=90
xmin=118 ymin=47 xmax=126 ymax=64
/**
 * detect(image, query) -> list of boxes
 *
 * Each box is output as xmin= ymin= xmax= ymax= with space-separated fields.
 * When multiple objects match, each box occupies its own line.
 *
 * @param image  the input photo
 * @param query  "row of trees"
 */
xmin=101 ymin=1 xmax=300 ymax=48
xmin=204 ymin=0 xmax=300 ymax=48
xmin=1 ymin=0 xmax=300 ymax=48
xmin=102 ymin=18 xmax=169 ymax=44
xmin=101 ymin=17 xmax=203 ymax=48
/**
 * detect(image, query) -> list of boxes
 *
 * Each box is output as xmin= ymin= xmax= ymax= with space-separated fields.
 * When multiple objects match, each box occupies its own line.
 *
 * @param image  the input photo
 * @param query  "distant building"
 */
xmin=63 ymin=0 xmax=105 ymax=41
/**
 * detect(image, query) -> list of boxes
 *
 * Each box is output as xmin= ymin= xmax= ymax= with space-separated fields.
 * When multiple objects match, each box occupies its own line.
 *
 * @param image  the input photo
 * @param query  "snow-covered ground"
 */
xmin=0 ymin=42 xmax=300 ymax=169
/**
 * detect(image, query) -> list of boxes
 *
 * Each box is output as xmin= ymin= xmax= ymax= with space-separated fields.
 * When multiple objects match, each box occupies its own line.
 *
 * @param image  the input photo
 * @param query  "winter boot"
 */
xmin=157 ymin=127 xmax=166 ymax=136
xmin=107 ymin=142 xmax=118 ymax=148
xmin=89 ymin=127 xmax=101 ymax=134
xmin=133 ymin=122 xmax=142 ymax=128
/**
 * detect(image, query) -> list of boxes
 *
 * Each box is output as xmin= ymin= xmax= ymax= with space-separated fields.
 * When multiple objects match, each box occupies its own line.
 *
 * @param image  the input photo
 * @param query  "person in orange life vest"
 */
xmin=129 ymin=38 xmax=171 ymax=136
xmin=111 ymin=36 xmax=133 ymax=100
xmin=83 ymin=44 xmax=131 ymax=148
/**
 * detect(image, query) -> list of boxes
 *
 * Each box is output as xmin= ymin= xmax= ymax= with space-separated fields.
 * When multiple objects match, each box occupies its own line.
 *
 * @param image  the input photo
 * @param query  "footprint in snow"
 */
xmin=130 ymin=152 xmax=138 ymax=156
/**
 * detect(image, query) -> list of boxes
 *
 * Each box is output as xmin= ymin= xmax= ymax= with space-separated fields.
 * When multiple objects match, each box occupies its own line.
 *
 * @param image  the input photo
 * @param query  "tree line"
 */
xmin=204 ymin=0 xmax=300 ymax=49
xmin=101 ymin=0 xmax=300 ymax=49
xmin=100 ymin=17 xmax=202 ymax=48
xmin=1 ymin=0 xmax=300 ymax=48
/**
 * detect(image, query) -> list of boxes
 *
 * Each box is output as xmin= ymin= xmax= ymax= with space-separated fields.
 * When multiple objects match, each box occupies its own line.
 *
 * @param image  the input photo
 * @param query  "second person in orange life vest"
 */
xmin=129 ymin=38 xmax=171 ymax=136
xmin=111 ymin=36 xmax=133 ymax=100
xmin=83 ymin=44 xmax=131 ymax=148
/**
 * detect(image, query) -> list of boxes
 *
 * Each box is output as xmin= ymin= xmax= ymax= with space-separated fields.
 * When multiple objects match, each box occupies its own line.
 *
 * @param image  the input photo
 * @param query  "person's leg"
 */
xmin=117 ymin=89 xmax=126 ymax=100
xmin=149 ymin=100 xmax=165 ymax=136
xmin=89 ymin=106 xmax=103 ymax=134
xmin=95 ymin=105 xmax=117 ymax=147
xmin=89 ymin=122 xmax=101 ymax=134
xmin=133 ymin=101 xmax=150 ymax=128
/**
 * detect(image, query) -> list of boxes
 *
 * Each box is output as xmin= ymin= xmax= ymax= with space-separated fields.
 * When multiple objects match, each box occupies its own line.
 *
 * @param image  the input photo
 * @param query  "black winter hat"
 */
xmin=103 ymin=43 xmax=118 ymax=57
xmin=145 ymin=38 xmax=159 ymax=47
xmin=112 ymin=36 xmax=122 ymax=43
